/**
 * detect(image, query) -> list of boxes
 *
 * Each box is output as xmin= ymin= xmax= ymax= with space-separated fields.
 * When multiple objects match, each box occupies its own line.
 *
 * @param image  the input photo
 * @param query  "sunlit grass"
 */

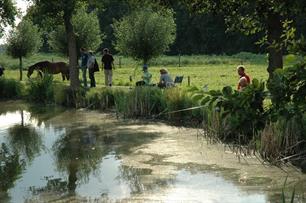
xmin=0 ymin=52 xmax=296 ymax=90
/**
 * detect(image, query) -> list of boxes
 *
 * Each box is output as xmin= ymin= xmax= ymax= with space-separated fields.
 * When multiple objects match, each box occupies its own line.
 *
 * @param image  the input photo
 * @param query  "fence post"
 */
xmin=178 ymin=53 xmax=181 ymax=67
xmin=187 ymin=76 xmax=190 ymax=86
xmin=119 ymin=57 xmax=122 ymax=68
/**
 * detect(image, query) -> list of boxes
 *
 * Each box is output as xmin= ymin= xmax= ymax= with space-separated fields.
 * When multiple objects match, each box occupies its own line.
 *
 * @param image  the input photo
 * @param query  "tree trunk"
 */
xmin=267 ymin=13 xmax=283 ymax=78
xmin=19 ymin=56 xmax=23 ymax=81
xmin=64 ymin=15 xmax=79 ymax=89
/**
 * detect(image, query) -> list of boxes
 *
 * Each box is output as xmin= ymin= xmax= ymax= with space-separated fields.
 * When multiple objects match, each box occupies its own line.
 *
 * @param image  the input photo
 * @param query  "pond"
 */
xmin=0 ymin=101 xmax=305 ymax=203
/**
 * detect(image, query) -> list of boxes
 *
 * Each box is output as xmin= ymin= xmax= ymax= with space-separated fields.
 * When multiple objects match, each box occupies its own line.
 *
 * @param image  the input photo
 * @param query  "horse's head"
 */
xmin=27 ymin=65 xmax=35 ymax=78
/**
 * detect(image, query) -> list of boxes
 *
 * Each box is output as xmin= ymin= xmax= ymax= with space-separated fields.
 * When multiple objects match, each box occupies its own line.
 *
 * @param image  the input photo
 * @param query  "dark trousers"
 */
xmin=136 ymin=80 xmax=145 ymax=86
xmin=89 ymin=69 xmax=96 ymax=87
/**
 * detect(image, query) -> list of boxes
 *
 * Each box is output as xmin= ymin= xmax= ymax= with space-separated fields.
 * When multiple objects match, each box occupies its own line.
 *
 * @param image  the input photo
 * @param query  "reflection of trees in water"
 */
xmin=0 ymin=143 xmax=25 ymax=201
xmin=52 ymin=126 xmax=108 ymax=193
xmin=118 ymin=165 xmax=174 ymax=195
xmin=7 ymin=110 xmax=43 ymax=163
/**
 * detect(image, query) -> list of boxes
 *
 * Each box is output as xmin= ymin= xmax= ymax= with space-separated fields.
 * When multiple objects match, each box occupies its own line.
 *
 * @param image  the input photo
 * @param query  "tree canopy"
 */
xmin=0 ymin=0 xmax=17 ymax=38
xmin=6 ymin=19 xmax=41 ymax=80
xmin=49 ymin=5 xmax=103 ymax=55
xmin=113 ymin=7 xmax=176 ymax=64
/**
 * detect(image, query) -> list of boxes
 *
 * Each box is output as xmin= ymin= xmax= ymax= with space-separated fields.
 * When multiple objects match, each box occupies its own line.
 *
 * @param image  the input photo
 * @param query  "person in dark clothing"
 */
xmin=0 ymin=65 xmax=4 ymax=77
xmin=87 ymin=51 xmax=97 ymax=87
xmin=80 ymin=48 xmax=89 ymax=87
xmin=101 ymin=48 xmax=114 ymax=86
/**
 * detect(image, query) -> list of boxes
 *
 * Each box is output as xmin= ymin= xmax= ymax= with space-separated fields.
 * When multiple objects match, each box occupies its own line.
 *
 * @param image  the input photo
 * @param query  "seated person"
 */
xmin=158 ymin=68 xmax=174 ymax=88
xmin=0 ymin=65 xmax=4 ymax=77
xmin=136 ymin=64 xmax=152 ymax=86
xmin=237 ymin=65 xmax=250 ymax=91
xmin=238 ymin=77 xmax=248 ymax=91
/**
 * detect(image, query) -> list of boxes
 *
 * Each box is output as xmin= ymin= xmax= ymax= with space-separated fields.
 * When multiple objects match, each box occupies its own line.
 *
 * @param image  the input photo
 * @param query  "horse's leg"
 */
xmin=38 ymin=70 xmax=43 ymax=78
xmin=61 ymin=73 xmax=65 ymax=81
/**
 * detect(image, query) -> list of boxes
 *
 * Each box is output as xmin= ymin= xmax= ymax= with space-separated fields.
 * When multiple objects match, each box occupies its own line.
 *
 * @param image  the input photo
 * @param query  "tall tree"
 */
xmin=32 ymin=0 xmax=86 ymax=89
xmin=180 ymin=0 xmax=306 ymax=78
xmin=6 ymin=19 xmax=41 ymax=80
xmin=49 ymin=5 xmax=103 ymax=55
xmin=0 ymin=0 xmax=17 ymax=38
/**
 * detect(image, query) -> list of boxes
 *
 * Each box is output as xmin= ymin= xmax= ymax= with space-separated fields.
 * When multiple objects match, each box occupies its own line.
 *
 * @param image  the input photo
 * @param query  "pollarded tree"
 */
xmin=6 ymin=20 xmax=42 ymax=81
xmin=49 ymin=5 xmax=103 ymax=55
xmin=0 ymin=0 xmax=17 ymax=37
xmin=113 ymin=6 xmax=176 ymax=65
xmin=180 ymin=0 xmax=306 ymax=78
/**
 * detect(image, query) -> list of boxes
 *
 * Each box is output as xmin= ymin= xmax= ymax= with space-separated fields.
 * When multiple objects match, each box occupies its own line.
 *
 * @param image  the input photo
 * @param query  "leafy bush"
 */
xmin=201 ymin=79 xmax=267 ymax=143
xmin=85 ymin=88 xmax=115 ymax=110
xmin=27 ymin=74 xmax=54 ymax=103
xmin=0 ymin=77 xmax=23 ymax=99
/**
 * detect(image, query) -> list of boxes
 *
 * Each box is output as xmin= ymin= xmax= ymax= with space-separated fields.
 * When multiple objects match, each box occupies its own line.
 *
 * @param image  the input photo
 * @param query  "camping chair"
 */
xmin=174 ymin=76 xmax=184 ymax=85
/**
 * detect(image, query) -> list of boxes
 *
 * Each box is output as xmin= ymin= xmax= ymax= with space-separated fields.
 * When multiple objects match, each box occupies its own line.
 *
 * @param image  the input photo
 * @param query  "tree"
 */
xmin=0 ymin=0 xmax=17 ymax=37
xmin=6 ymin=20 xmax=41 ymax=81
xmin=33 ymin=0 xmax=86 ymax=89
xmin=180 ymin=0 xmax=306 ymax=78
xmin=49 ymin=5 xmax=103 ymax=55
xmin=113 ymin=7 xmax=176 ymax=64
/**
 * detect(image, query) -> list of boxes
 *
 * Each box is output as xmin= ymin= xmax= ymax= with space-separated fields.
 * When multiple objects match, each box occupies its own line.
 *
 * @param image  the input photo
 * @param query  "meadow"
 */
xmin=0 ymin=52 xmax=290 ymax=90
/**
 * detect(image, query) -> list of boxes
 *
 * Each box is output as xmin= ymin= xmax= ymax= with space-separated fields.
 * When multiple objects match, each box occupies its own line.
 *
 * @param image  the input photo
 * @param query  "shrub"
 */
xmin=27 ymin=74 xmax=54 ymax=103
xmin=0 ymin=77 xmax=23 ymax=99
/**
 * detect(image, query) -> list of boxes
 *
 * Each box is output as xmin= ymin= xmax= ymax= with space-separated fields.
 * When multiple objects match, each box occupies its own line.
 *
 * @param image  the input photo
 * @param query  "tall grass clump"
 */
xmin=27 ymin=74 xmax=54 ymax=103
xmin=163 ymin=88 xmax=195 ymax=121
xmin=53 ymin=83 xmax=69 ymax=105
xmin=85 ymin=87 xmax=115 ymax=110
xmin=114 ymin=87 xmax=165 ymax=118
xmin=0 ymin=77 xmax=23 ymax=99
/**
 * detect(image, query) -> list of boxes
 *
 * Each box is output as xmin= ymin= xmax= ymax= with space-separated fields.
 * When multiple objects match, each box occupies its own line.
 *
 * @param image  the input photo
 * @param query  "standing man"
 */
xmin=80 ymin=48 xmax=89 ymax=88
xmin=101 ymin=48 xmax=114 ymax=86
xmin=87 ymin=51 xmax=96 ymax=87
xmin=237 ymin=65 xmax=250 ymax=91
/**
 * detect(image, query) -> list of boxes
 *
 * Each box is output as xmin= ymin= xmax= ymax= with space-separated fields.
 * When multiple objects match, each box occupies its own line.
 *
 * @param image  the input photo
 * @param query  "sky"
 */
xmin=0 ymin=0 xmax=30 ymax=44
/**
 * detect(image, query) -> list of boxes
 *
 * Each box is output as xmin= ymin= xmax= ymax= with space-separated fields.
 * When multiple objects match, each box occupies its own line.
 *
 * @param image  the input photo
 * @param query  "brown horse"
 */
xmin=27 ymin=61 xmax=70 ymax=81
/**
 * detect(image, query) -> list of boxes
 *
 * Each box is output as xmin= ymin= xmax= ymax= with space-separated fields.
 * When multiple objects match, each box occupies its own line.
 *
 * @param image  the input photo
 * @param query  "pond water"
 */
xmin=0 ymin=101 xmax=305 ymax=203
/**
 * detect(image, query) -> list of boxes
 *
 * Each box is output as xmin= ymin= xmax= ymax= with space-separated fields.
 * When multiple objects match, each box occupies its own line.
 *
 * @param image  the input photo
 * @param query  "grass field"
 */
xmin=0 ymin=52 xmax=297 ymax=90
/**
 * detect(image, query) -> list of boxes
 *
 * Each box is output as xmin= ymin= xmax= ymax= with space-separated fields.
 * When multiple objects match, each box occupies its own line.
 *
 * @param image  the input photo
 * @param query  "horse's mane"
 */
xmin=28 ymin=61 xmax=51 ymax=70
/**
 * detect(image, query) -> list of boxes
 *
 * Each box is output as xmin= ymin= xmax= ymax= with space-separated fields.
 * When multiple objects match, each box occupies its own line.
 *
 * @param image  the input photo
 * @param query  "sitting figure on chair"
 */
xmin=136 ymin=64 xmax=152 ymax=86
xmin=158 ymin=68 xmax=174 ymax=88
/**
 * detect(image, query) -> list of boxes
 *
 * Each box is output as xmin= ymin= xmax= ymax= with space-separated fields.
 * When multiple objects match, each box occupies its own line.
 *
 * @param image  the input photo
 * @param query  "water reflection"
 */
xmin=0 ymin=102 xmax=305 ymax=202
xmin=52 ymin=126 xmax=108 ymax=193
xmin=7 ymin=110 xmax=43 ymax=163
xmin=0 ymin=143 xmax=25 ymax=201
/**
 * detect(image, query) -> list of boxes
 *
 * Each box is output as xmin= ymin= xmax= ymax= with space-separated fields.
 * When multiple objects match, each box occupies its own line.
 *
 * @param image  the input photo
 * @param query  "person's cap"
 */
xmin=103 ymin=48 xmax=109 ymax=52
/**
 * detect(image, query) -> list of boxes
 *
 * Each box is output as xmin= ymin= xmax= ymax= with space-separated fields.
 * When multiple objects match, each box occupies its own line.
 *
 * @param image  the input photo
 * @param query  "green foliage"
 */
xmin=49 ymin=5 xmax=103 ymax=54
xmin=6 ymin=19 xmax=42 ymax=59
xmin=202 ymin=79 xmax=266 ymax=143
xmin=0 ymin=0 xmax=17 ymax=37
xmin=53 ymin=83 xmax=69 ymax=105
xmin=113 ymin=7 xmax=176 ymax=64
xmin=27 ymin=74 xmax=54 ymax=103
xmin=85 ymin=87 xmax=115 ymax=110
xmin=0 ymin=77 xmax=23 ymax=99
xmin=268 ymin=62 xmax=306 ymax=119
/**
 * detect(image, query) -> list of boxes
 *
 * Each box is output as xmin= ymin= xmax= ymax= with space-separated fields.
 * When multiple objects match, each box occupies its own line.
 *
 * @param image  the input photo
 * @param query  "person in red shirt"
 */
xmin=237 ymin=65 xmax=250 ymax=91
